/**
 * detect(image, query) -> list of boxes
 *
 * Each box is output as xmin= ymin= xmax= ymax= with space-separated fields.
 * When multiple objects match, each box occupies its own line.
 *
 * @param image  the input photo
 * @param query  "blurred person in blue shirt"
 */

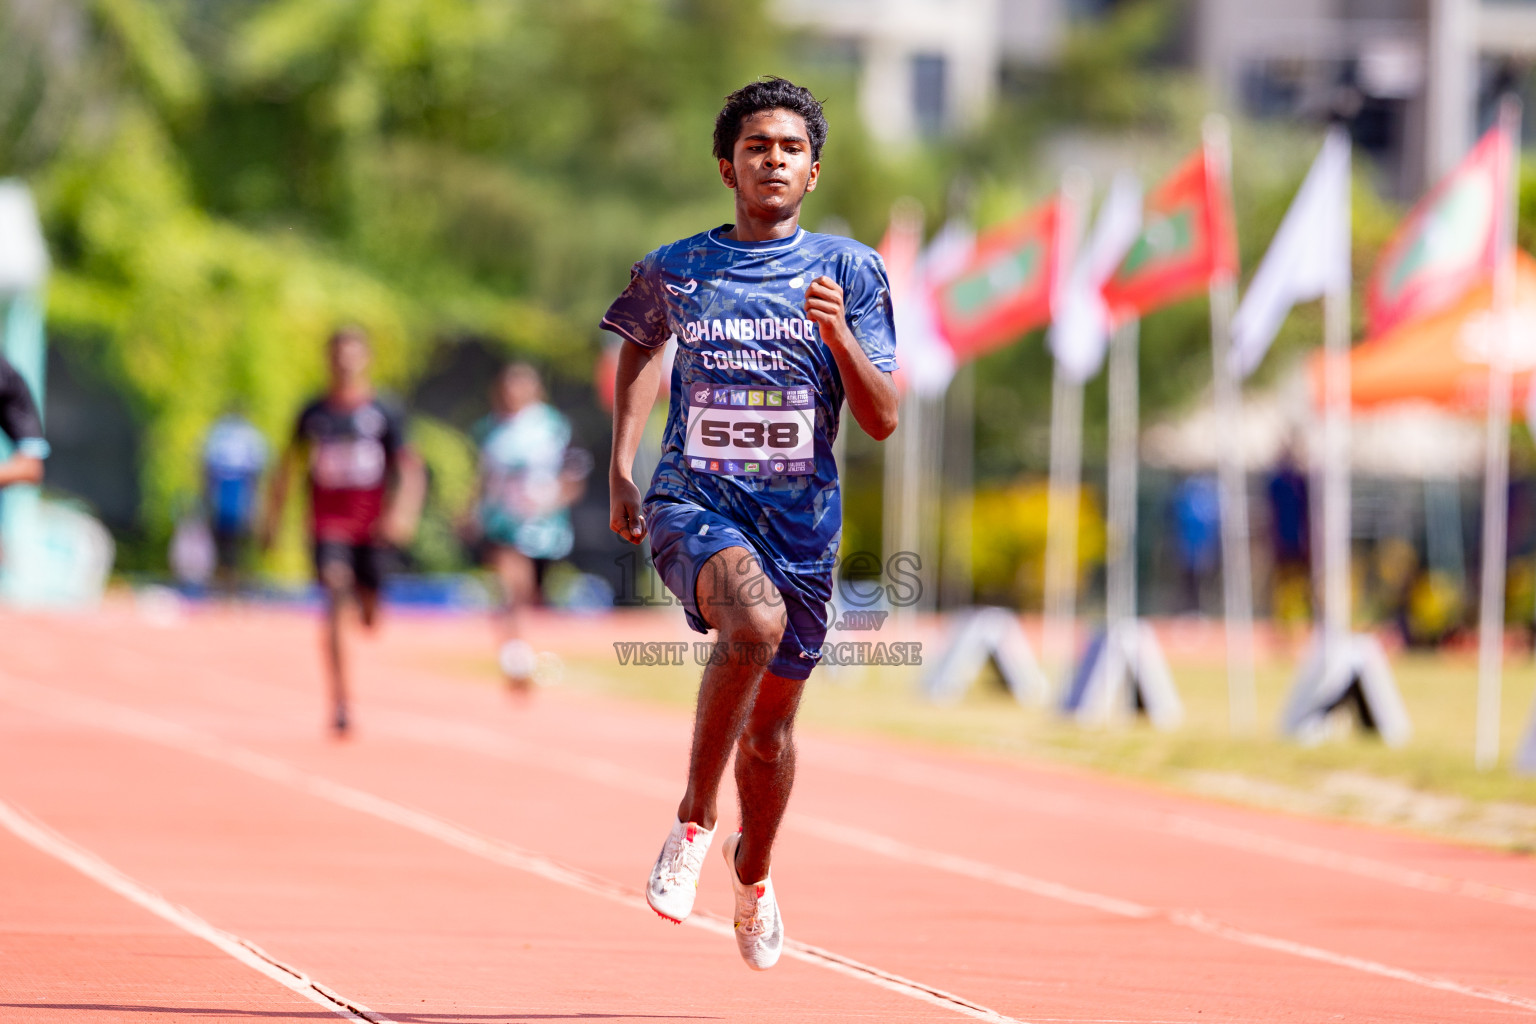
xmin=1267 ymin=446 xmax=1312 ymax=631
xmin=203 ymin=410 xmax=269 ymax=589
xmin=1173 ymin=474 xmax=1220 ymax=615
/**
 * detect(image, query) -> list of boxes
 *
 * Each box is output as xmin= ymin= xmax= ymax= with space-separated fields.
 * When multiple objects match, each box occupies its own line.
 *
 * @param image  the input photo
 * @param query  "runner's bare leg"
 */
xmin=492 ymin=544 xmax=538 ymax=694
xmin=319 ymin=562 xmax=353 ymax=732
xmin=733 ymin=670 xmax=804 ymax=882
xmin=357 ymin=586 xmax=379 ymax=630
xmin=676 ymin=546 xmax=785 ymax=831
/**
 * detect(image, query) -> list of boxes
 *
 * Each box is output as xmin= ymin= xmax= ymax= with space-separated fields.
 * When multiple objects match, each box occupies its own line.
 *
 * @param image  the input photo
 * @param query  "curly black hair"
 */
xmin=712 ymin=77 xmax=828 ymax=163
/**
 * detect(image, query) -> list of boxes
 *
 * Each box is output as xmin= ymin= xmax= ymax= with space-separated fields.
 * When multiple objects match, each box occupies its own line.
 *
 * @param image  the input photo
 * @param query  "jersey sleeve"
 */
xmin=380 ymin=402 xmax=407 ymax=464
xmin=600 ymin=254 xmax=671 ymax=349
xmin=842 ymin=251 xmax=899 ymax=372
xmin=291 ymin=402 xmax=319 ymax=448
xmin=0 ymin=361 xmax=48 ymax=459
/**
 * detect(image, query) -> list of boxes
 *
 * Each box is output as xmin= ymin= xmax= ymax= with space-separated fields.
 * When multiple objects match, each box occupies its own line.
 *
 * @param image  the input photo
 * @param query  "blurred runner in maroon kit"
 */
xmin=262 ymin=326 xmax=425 ymax=736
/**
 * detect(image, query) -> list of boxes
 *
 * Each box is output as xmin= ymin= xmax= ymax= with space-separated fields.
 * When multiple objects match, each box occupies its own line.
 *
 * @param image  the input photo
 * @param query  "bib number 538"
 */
xmin=698 ymin=420 xmax=800 ymax=449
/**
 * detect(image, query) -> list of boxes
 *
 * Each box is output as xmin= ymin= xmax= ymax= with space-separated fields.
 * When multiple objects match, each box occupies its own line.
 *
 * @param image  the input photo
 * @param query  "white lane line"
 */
xmin=0 ymin=796 xmax=391 ymax=1024
xmin=369 ymin=711 xmax=1536 ymax=1016
xmin=0 ymin=674 xmax=1029 ymax=1024
xmin=1172 ymin=911 xmax=1536 ymax=1014
xmin=372 ymin=714 xmax=1153 ymax=919
xmin=790 ymin=816 xmax=1154 ymax=919
xmin=808 ymin=746 xmax=1536 ymax=914
xmin=90 ymin=616 xmax=1536 ymax=914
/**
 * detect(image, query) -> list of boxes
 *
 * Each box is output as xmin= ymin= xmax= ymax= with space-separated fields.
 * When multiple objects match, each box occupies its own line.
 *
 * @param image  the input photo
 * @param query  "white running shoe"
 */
xmin=722 ymin=830 xmax=784 ymax=970
xmin=645 ymin=819 xmax=714 ymax=923
xmin=498 ymin=639 xmax=537 ymax=681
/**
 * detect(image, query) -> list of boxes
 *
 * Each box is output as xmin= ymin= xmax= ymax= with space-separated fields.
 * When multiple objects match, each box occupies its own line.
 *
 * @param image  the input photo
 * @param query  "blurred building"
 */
xmin=773 ymin=0 xmax=1069 ymax=143
xmin=778 ymin=0 xmax=1536 ymax=197
xmin=1195 ymin=0 xmax=1536 ymax=196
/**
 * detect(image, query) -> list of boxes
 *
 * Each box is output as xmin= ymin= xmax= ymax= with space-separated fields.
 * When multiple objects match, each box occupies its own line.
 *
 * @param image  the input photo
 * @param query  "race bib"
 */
xmin=684 ymin=383 xmax=815 ymax=477
xmin=312 ymin=438 xmax=386 ymax=489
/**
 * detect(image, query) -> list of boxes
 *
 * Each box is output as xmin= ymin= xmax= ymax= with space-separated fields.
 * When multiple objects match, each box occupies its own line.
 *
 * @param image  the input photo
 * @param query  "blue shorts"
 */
xmin=644 ymin=499 xmax=832 ymax=681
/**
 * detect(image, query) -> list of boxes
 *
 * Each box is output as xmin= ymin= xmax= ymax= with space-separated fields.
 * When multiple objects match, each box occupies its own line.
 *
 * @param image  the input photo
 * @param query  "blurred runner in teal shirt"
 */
xmin=472 ymin=363 xmax=590 ymax=695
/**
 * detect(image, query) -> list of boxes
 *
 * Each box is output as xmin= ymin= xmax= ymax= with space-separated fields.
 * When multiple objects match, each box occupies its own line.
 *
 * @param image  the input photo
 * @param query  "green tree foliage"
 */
xmin=1 ymin=0 xmax=1481 ymax=586
xmin=1 ymin=0 xmax=880 ymax=571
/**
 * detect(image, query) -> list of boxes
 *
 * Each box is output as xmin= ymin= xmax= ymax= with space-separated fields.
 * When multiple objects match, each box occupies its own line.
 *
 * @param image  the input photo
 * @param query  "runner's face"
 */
xmin=329 ymin=337 xmax=370 ymax=387
xmin=500 ymin=370 xmax=540 ymax=414
xmin=720 ymin=109 xmax=818 ymax=217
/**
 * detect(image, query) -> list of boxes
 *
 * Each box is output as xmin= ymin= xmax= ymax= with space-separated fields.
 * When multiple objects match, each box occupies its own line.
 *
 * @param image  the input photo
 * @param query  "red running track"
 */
xmin=1 ymin=602 xmax=1534 ymax=1023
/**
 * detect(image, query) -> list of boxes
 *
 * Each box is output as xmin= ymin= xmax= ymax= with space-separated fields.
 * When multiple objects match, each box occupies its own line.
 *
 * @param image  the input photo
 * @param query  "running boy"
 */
xmin=603 ymin=78 xmax=898 ymax=970
xmin=263 ymin=327 xmax=425 ymax=735
xmin=472 ymin=362 xmax=590 ymax=694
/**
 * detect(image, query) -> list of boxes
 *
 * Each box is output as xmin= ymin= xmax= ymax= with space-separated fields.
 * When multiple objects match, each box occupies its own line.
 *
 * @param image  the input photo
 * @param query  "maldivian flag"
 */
xmin=1101 ymin=149 xmax=1236 ymax=319
xmin=1366 ymin=123 xmax=1510 ymax=337
xmin=935 ymin=198 xmax=1060 ymax=360
xmin=881 ymin=213 xmax=974 ymax=399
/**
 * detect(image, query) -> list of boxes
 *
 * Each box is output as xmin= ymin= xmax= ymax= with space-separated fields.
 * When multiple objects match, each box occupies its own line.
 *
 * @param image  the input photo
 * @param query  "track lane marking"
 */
xmin=0 ymin=796 xmax=390 ymax=1023
xmin=12 ymin=669 xmax=1535 ymax=1017
xmin=1171 ymin=911 xmax=1536 ymax=1014
xmin=806 ymin=748 xmax=1536 ymax=914
xmin=367 ymin=711 xmax=1536 ymax=1015
xmin=0 ymin=673 xmax=1028 ymax=1024
xmin=71 ymin=616 xmax=1536 ymax=914
xmin=376 ymin=713 xmax=1153 ymax=919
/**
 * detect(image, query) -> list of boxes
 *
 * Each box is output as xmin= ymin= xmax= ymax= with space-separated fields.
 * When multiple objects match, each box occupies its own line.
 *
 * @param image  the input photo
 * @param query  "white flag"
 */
xmin=1231 ymin=128 xmax=1351 ymax=379
xmin=1049 ymin=173 xmax=1142 ymax=384
xmin=896 ymin=219 xmax=974 ymax=399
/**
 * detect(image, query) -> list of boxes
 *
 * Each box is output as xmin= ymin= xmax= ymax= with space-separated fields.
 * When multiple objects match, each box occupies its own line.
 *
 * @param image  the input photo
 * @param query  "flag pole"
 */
xmin=1044 ymin=364 xmax=1084 ymax=677
xmin=942 ymin=362 xmax=976 ymax=610
xmin=1475 ymin=93 xmax=1522 ymax=771
xmin=896 ymin=391 xmax=923 ymax=618
xmin=880 ymin=198 xmax=928 ymax=619
xmin=1043 ymin=168 xmax=1092 ymax=681
xmin=1204 ymin=114 xmax=1257 ymax=733
xmin=1106 ymin=316 xmax=1140 ymax=642
xmin=883 ymin=393 xmax=906 ymax=613
xmin=921 ymin=388 xmax=943 ymax=615
xmin=1322 ymin=125 xmax=1353 ymax=722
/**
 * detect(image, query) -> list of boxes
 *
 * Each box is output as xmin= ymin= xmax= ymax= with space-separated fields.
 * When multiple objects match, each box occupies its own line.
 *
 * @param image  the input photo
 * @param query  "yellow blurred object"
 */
xmin=1404 ymin=570 xmax=1466 ymax=646
xmin=1270 ymin=563 xmax=1312 ymax=627
xmin=968 ymin=480 xmax=1105 ymax=609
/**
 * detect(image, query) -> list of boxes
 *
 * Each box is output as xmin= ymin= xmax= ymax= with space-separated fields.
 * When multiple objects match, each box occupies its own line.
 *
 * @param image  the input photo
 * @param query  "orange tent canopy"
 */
xmin=1322 ymin=251 xmax=1536 ymax=413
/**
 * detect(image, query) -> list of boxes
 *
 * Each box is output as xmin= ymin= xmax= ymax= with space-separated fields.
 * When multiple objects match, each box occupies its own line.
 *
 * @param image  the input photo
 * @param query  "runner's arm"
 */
xmin=382 ymin=446 xmax=426 ymax=546
xmin=608 ymin=340 xmax=667 ymax=543
xmin=806 ymin=276 xmax=899 ymax=440
xmin=259 ymin=440 xmax=302 ymax=550
xmin=0 ymin=455 xmax=42 ymax=487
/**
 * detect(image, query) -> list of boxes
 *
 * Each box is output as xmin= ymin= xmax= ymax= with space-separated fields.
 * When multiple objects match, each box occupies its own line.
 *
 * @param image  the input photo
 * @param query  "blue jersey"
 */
xmin=602 ymin=225 xmax=898 ymax=574
xmin=203 ymin=414 xmax=269 ymax=532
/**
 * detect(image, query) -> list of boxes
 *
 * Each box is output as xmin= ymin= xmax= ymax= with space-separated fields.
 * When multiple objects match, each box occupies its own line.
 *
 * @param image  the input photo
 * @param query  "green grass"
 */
xmin=538 ymin=642 xmax=1536 ymax=851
